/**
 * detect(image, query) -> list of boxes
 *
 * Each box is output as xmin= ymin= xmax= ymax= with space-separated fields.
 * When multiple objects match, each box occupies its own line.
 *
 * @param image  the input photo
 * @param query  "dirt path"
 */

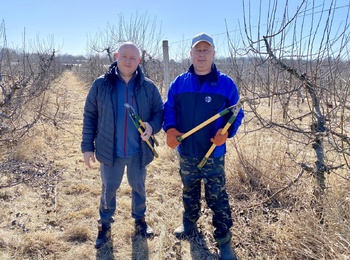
xmin=54 ymin=70 xmax=88 ymax=166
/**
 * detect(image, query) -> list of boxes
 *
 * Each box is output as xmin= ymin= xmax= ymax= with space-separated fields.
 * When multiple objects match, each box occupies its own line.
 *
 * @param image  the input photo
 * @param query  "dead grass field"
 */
xmin=0 ymin=71 xmax=349 ymax=260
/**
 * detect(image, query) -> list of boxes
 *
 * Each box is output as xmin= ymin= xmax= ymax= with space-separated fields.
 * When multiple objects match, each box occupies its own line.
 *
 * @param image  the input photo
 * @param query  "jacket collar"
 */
xmin=188 ymin=63 xmax=218 ymax=87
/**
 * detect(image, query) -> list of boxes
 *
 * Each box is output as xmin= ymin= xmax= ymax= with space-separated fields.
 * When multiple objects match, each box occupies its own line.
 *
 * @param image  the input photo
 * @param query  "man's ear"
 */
xmin=138 ymin=57 xmax=141 ymax=63
xmin=115 ymin=53 xmax=118 ymax=59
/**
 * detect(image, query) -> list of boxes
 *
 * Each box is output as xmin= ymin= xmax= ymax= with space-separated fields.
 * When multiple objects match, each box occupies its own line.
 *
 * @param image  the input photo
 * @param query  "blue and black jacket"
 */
xmin=163 ymin=63 xmax=244 ymax=158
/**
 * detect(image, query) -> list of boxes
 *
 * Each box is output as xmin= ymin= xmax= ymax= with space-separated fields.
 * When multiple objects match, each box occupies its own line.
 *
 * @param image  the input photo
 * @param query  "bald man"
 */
xmin=82 ymin=42 xmax=164 ymax=249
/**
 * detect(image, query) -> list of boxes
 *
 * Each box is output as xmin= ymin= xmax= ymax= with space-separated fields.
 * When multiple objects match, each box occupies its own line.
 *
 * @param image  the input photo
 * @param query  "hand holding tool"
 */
xmin=124 ymin=103 xmax=159 ymax=146
xmin=124 ymin=103 xmax=158 ymax=158
xmin=166 ymin=128 xmax=183 ymax=149
xmin=197 ymin=97 xmax=248 ymax=169
xmin=210 ymin=128 xmax=228 ymax=146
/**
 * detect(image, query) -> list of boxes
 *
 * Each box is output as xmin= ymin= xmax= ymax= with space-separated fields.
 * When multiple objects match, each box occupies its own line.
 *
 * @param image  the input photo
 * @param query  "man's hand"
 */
xmin=84 ymin=151 xmax=96 ymax=168
xmin=210 ymin=128 xmax=228 ymax=146
xmin=166 ymin=128 xmax=183 ymax=149
xmin=141 ymin=122 xmax=153 ymax=141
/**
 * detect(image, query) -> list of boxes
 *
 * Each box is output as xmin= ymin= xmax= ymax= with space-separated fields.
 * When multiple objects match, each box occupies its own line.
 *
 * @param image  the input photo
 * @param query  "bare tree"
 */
xmin=0 ymin=20 xmax=63 ymax=163
xmin=228 ymin=0 xmax=350 ymax=197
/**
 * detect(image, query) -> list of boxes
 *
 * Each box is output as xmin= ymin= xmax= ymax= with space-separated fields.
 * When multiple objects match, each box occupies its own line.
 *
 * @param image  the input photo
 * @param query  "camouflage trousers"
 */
xmin=179 ymin=155 xmax=233 ymax=245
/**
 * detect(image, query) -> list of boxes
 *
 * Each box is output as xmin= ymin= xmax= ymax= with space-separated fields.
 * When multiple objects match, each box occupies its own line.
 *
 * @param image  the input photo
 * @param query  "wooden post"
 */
xmin=162 ymin=40 xmax=170 ymax=94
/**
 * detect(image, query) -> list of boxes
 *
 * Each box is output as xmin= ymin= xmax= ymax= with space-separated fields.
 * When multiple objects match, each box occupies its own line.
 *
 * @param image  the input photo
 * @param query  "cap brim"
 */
xmin=192 ymin=40 xmax=213 ymax=47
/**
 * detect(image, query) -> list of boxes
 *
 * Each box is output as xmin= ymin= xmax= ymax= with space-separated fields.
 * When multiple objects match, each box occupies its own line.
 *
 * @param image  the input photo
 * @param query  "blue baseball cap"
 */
xmin=191 ymin=32 xmax=215 ymax=48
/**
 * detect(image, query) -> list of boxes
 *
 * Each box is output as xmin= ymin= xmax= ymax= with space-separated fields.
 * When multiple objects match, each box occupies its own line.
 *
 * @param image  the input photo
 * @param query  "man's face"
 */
xmin=190 ymin=41 xmax=215 ymax=75
xmin=116 ymin=45 xmax=140 ymax=78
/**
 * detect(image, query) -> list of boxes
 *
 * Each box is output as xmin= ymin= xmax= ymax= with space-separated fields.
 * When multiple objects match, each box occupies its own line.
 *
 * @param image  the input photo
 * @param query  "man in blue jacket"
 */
xmin=81 ymin=42 xmax=164 ymax=249
xmin=163 ymin=32 xmax=243 ymax=260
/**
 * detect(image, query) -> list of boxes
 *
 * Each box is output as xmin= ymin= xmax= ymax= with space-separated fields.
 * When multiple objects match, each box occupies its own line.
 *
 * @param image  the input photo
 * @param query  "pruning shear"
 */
xmin=197 ymin=97 xmax=248 ymax=169
xmin=124 ymin=103 xmax=159 ymax=158
xmin=177 ymin=97 xmax=249 ymax=142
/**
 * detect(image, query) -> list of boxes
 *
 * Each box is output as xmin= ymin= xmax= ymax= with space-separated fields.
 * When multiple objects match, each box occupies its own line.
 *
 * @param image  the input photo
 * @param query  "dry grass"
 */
xmin=0 ymin=71 xmax=349 ymax=259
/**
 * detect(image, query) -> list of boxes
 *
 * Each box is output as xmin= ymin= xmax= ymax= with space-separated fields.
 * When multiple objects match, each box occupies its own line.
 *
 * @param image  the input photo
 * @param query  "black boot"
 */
xmin=174 ymin=219 xmax=197 ymax=239
xmin=95 ymin=224 xmax=111 ymax=249
xmin=219 ymin=242 xmax=237 ymax=260
xmin=135 ymin=218 xmax=154 ymax=238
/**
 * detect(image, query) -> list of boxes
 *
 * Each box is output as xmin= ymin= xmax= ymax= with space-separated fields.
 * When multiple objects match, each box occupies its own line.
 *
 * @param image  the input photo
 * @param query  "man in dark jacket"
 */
xmin=81 ymin=42 xmax=164 ymax=249
xmin=163 ymin=33 xmax=243 ymax=260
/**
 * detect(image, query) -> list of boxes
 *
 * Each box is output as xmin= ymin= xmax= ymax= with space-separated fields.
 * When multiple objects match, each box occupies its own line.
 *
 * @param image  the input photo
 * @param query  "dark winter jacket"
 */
xmin=163 ymin=63 xmax=244 ymax=158
xmin=81 ymin=61 xmax=164 ymax=167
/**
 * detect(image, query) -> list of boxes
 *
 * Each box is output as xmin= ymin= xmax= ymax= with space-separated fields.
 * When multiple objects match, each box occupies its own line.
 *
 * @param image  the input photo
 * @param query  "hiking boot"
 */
xmin=95 ymin=225 xmax=111 ymax=249
xmin=135 ymin=218 xmax=154 ymax=238
xmin=219 ymin=242 xmax=237 ymax=260
xmin=174 ymin=221 xmax=197 ymax=239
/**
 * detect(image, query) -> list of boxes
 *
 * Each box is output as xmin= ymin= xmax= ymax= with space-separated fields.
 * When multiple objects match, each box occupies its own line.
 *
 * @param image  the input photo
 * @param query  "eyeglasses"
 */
xmin=194 ymin=49 xmax=211 ymax=55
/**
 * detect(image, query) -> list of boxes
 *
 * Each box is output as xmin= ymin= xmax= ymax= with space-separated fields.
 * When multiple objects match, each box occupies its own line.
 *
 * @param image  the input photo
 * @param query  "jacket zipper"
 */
xmin=123 ymin=86 xmax=135 ymax=157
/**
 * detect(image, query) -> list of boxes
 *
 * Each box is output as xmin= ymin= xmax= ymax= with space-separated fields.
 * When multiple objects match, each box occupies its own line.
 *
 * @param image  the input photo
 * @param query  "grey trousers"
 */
xmin=98 ymin=154 xmax=146 ymax=228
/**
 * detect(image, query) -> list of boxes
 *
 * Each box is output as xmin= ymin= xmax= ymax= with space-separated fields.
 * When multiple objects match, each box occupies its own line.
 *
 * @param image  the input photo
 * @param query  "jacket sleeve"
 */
xmin=163 ymin=81 xmax=177 ymax=132
xmin=81 ymin=81 xmax=98 ymax=153
xmin=148 ymin=84 xmax=164 ymax=135
xmin=228 ymin=82 xmax=244 ymax=138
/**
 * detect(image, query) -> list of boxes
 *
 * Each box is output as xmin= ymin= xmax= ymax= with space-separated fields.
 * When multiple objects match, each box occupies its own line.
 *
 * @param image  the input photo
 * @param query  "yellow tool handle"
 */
xmin=197 ymin=114 xmax=233 ymax=169
xmin=178 ymin=114 xmax=221 ymax=141
xmin=138 ymin=120 xmax=159 ymax=146
xmin=137 ymin=128 xmax=158 ymax=158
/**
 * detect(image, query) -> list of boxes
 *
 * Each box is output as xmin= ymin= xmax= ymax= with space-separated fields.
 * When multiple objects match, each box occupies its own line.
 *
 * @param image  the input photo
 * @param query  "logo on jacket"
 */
xmin=205 ymin=96 xmax=212 ymax=103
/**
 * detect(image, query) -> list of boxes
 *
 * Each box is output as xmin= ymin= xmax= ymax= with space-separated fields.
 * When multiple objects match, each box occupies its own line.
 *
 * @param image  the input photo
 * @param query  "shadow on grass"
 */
xmin=177 ymin=230 xmax=220 ymax=259
xmin=96 ymin=239 xmax=115 ymax=260
xmin=131 ymin=234 xmax=149 ymax=260
xmin=190 ymin=231 xmax=220 ymax=260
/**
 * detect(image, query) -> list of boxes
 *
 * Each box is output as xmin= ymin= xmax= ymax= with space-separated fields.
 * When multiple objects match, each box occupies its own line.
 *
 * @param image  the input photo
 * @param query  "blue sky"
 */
xmin=1 ymin=0 xmax=349 ymax=59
